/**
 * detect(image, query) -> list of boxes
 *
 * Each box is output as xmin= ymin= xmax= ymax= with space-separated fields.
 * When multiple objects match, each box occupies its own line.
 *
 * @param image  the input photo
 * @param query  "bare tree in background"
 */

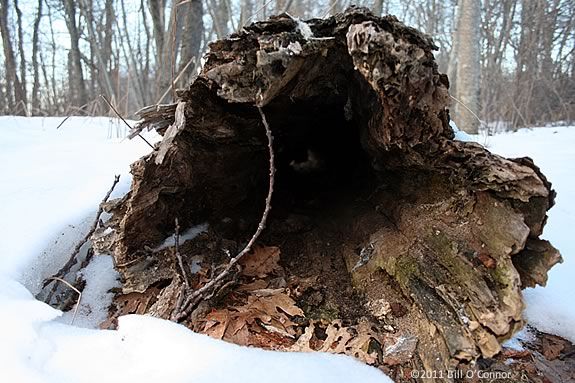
xmin=372 ymin=0 xmax=384 ymax=17
xmin=13 ymin=0 xmax=27 ymax=111
xmin=0 ymin=0 xmax=572 ymax=126
xmin=452 ymin=0 xmax=481 ymax=133
xmin=0 ymin=0 xmax=26 ymax=114
xmin=31 ymin=0 xmax=43 ymax=113
xmin=178 ymin=0 xmax=204 ymax=86
xmin=62 ymin=0 xmax=88 ymax=108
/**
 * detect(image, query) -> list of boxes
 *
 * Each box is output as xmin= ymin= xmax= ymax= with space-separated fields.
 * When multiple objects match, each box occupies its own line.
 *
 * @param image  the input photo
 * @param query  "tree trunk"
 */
xmin=177 ymin=0 xmax=203 ymax=86
xmin=372 ymin=0 xmax=383 ymax=17
xmin=148 ymin=0 xmax=165 ymax=58
xmin=0 ymin=0 xmax=26 ymax=114
xmin=31 ymin=0 xmax=42 ymax=114
xmin=14 ymin=0 xmax=27 ymax=112
xmin=78 ymin=0 xmax=116 ymax=102
xmin=452 ymin=0 xmax=481 ymax=133
xmin=97 ymin=7 xmax=560 ymax=381
xmin=63 ymin=0 xmax=88 ymax=108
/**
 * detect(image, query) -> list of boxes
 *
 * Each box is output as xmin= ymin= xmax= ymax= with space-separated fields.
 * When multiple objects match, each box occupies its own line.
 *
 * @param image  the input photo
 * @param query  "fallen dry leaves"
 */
xmin=290 ymin=319 xmax=381 ymax=365
xmin=199 ymin=246 xmax=303 ymax=348
xmin=239 ymin=246 xmax=282 ymax=277
xmin=196 ymin=245 xmax=384 ymax=365
xmin=200 ymin=291 xmax=303 ymax=348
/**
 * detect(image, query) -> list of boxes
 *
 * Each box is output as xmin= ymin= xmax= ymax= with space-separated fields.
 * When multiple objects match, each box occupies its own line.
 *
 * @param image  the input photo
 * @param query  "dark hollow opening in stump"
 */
xmin=264 ymin=94 xmax=374 ymax=220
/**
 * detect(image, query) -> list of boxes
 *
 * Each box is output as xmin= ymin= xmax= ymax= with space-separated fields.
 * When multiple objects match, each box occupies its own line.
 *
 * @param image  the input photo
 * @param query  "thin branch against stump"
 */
xmin=173 ymin=218 xmax=190 ymax=288
xmin=43 ymin=175 xmax=121 ymax=296
xmin=99 ymin=94 xmax=155 ymax=149
xmin=172 ymin=106 xmax=276 ymax=321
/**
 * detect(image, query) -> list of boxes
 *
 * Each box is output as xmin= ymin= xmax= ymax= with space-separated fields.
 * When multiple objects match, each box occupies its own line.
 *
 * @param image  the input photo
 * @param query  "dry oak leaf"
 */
xmin=200 ymin=290 xmax=303 ymax=347
xmin=202 ymin=308 xmax=254 ymax=345
xmin=246 ymin=292 xmax=304 ymax=317
xmin=233 ymin=293 xmax=303 ymax=335
xmin=541 ymin=334 xmax=567 ymax=361
xmin=202 ymin=309 xmax=231 ymax=340
xmin=239 ymin=246 xmax=281 ymax=277
xmin=290 ymin=320 xmax=379 ymax=365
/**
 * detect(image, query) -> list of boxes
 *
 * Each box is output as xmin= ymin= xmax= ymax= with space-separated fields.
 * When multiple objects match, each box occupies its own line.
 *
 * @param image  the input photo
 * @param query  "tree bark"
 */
xmin=14 ymin=0 xmax=27 ymax=112
xmin=31 ymin=0 xmax=42 ymax=114
xmin=0 ymin=0 xmax=26 ymax=114
xmin=452 ymin=0 xmax=481 ymax=133
xmin=97 ymin=7 xmax=561 ymax=381
xmin=177 ymin=0 xmax=203 ymax=86
xmin=372 ymin=0 xmax=383 ymax=17
xmin=63 ymin=0 xmax=88 ymax=108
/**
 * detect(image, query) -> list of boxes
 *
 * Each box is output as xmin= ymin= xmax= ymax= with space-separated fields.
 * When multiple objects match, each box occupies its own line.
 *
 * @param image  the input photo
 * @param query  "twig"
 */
xmin=100 ymin=94 xmax=154 ymax=149
xmin=45 ymin=277 xmax=82 ymax=325
xmin=156 ymin=56 xmax=196 ymax=105
xmin=450 ymin=94 xmax=484 ymax=129
xmin=243 ymin=0 xmax=275 ymax=27
xmin=44 ymin=175 xmax=121 ymax=294
xmin=174 ymin=218 xmax=190 ymax=288
xmin=322 ymin=1 xmax=339 ymax=18
xmin=172 ymin=106 xmax=276 ymax=321
xmin=55 ymin=115 xmax=72 ymax=130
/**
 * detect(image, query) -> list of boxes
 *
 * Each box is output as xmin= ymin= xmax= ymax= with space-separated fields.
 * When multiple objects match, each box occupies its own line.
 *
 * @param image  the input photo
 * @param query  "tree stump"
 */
xmin=96 ymin=7 xmax=561 ymax=381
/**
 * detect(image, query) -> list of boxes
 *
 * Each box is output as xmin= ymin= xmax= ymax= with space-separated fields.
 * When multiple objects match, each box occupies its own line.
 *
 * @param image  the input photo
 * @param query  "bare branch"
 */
xmin=100 ymin=94 xmax=155 ymax=149
xmin=174 ymin=218 xmax=190 ymax=288
xmin=43 ymin=175 xmax=121 ymax=293
xmin=172 ymin=106 xmax=276 ymax=321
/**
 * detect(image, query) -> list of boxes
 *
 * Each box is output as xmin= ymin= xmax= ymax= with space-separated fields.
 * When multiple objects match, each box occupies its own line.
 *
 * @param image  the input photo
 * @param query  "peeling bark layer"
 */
xmin=97 ymin=7 xmax=561 ymax=381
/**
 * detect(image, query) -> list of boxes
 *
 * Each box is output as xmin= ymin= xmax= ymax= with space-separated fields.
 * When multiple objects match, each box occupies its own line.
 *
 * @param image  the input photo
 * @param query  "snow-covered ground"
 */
xmin=0 ymin=117 xmax=390 ymax=383
xmin=453 ymin=123 xmax=575 ymax=342
xmin=485 ymin=126 xmax=575 ymax=342
xmin=0 ymin=117 xmax=572 ymax=383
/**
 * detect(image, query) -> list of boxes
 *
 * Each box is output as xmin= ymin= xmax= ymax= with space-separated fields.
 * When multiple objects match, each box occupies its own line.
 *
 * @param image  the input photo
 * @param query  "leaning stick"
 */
xmin=172 ymin=106 xmax=276 ymax=321
xmin=44 ymin=175 xmax=121 ymax=302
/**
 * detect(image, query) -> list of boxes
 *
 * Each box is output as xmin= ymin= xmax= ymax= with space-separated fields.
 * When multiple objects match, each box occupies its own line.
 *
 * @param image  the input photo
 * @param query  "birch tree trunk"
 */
xmin=452 ymin=0 xmax=480 ymax=133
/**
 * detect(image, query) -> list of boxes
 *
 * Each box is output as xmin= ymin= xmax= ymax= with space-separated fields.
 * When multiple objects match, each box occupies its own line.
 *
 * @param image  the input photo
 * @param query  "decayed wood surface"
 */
xmin=96 ymin=7 xmax=561 ymax=381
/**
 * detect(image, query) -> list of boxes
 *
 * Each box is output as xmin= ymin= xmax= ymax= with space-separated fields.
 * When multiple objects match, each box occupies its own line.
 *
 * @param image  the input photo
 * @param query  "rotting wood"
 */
xmin=94 ymin=7 xmax=562 ymax=382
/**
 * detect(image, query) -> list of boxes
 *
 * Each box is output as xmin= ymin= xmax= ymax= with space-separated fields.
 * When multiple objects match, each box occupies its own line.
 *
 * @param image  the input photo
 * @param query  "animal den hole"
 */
xmin=217 ymin=97 xmax=392 ymax=321
xmin=264 ymin=97 xmax=376 ymax=223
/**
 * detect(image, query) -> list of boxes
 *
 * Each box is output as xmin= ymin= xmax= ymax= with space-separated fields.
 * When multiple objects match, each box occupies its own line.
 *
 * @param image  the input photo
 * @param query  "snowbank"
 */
xmin=486 ymin=126 xmax=575 ymax=342
xmin=0 ymin=116 xmax=390 ymax=383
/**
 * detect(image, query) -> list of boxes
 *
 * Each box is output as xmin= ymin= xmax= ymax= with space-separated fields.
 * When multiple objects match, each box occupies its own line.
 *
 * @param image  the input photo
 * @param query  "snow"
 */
xmin=58 ymin=255 xmax=120 ymax=328
xmin=0 ymin=116 xmax=572 ymax=383
xmin=153 ymin=223 xmax=209 ymax=251
xmin=503 ymin=326 xmax=535 ymax=352
xmin=450 ymin=120 xmax=476 ymax=142
xmin=485 ymin=126 xmax=575 ymax=343
xmin=0 ymin=116 xmax=391 ymax=383
xmin=453 ymin=123 xmax=575 ymax=342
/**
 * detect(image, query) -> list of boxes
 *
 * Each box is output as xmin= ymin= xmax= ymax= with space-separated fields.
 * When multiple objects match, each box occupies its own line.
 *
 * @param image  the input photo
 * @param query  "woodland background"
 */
xmin=0 ymin=0 xmax=574 ymax=133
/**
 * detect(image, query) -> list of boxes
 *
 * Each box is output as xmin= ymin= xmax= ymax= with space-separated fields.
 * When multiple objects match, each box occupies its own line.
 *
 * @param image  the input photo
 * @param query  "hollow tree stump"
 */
xmin=96 ymin=7 xmax=561 ymax=381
